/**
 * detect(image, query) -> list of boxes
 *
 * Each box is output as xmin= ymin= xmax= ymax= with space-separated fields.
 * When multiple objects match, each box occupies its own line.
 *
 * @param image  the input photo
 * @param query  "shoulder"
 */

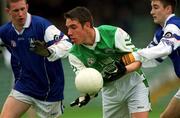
xmin=0 ymin=22 xmax=12 ymax=37
xmin=0 ymin=22 xmax=12 ymax=31
xmin=164 ymin=16 xmax=180 ymax=37
xmin=167 ymin=16 xmax=180 ymax=24
xmin=31 ymin=15 xmax=52 ymax=27
xmin=166 ymin=16 xmax=180 ymax=28
xmin=97 ymin=25 xmax=117 ymax=31
xmin=97 ymin=25 xmax=118 ymax=37
xmin=32 ymin=15 xmax=50 ymax=22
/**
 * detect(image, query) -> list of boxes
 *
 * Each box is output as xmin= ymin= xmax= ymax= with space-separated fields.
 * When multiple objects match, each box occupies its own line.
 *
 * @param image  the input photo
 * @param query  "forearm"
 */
xmin=43 ymin=25 xmax=72 ymax=61
xmin=125 ymin=61 xmax=142 ymax=73
xmin=137 ymin=44 xmax=171 ymax=61
xmin=132 ymin=41 xmax=172 ymax=62
xmin=47 ymin=38 xmax=72 ymax=61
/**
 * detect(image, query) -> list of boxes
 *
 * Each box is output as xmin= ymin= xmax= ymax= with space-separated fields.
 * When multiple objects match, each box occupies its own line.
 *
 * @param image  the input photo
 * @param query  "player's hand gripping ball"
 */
xmin=75 ymin=68 xmax=103 ymax=95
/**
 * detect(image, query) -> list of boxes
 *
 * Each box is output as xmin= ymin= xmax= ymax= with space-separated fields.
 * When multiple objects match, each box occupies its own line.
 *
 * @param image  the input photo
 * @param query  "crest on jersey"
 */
xmin=29 ymin=38 xmax=35 ymax=48
xmin=87 ymin=57 xmax=96 ymax=66
xmin=10 ymin=40 xmax=16 ymax=47
xmin=164 ymin=32 xmax=173 ymax=38
xmin=54 ymin=35 xmax=63 ymax=41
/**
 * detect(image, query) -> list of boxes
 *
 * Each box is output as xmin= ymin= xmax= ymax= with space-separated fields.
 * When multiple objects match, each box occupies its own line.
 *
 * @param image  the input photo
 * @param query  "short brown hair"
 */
xmin=6 ymin=0 xmax=27 ymax=8
xmin=151 ymin=0 xmax=177 ymax=12
xmin=64 ymin=6 xmax=94 ymax=28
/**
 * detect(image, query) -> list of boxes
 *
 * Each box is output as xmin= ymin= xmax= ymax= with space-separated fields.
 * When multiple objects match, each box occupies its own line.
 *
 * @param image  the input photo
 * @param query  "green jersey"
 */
xmin=69 ymin=25 xmax=143 ymax=78
xmin=69 ymin=24 xmax=148 ymax=88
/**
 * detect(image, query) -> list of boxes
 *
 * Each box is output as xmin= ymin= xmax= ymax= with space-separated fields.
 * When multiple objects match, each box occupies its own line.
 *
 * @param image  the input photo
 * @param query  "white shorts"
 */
xmin=174 ymin=89 xmax=180 ymax=99
xmin=9 ymin=89 xmax=64 ymax=118
xmin=102 ymin=75 xmax=151 ymax=118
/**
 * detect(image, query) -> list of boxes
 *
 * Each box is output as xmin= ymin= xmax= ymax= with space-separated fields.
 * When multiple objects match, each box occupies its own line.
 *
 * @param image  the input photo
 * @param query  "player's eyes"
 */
xmin=13 ymin=9 xmax=19 ymax=12
xmin=20 ymin=7 xmax=25 ymax=11
xmin=71 ymin=25 xmax=77 ymax=30
xmin=153 ymin=5 xmax=159 ymax=9
xmin=12 ymin=7 xmax=26 ymax=13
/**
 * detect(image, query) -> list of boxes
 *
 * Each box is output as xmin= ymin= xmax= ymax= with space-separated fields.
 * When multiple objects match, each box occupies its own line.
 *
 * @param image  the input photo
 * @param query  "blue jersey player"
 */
xmin=0 ymin=0 xmax=72 ymax=118
xmin=123 ymin=0 xmax=180 ymax=118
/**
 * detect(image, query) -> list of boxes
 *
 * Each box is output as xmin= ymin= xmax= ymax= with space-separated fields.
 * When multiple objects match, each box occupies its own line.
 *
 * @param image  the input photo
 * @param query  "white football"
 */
xmin=75 ymin=68 xmax=103 ymax=95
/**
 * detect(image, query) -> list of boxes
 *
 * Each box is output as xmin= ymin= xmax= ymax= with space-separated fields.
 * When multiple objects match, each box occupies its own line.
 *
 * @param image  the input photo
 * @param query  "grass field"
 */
xmin=20 ymin=101 xmax=172 ymax=118
xmin=0 ymin=58 xmax=178 ymax=118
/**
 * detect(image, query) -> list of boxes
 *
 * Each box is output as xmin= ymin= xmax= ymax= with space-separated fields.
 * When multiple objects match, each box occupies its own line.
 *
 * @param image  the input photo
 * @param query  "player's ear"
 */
xmin=5 ymin=8 xmax=10 ymax=14
xmin=166 ymin=5 xmax=172 ymax=14
xmin=84 ymin=22 xmax=91 ymax=28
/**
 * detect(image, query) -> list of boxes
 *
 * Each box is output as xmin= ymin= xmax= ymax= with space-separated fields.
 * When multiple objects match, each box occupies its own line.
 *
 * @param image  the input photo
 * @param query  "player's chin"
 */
xmin=71 ymin=38 xmax=78 ymax=44
xmin=153 ymin=19 xmax=159 ymax=24
xmin=18 ymin=20 xmax=25 ymax=26
xmin=73 ymin=40 xmax=81 ymax=45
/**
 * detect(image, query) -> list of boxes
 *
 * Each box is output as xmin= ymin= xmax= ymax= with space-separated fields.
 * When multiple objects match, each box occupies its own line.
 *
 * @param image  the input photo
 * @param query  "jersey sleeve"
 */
xmin=162 ymin=24 xmax=180 ymax=50
xmin=114 ymin=28 xmax=135 ymax=52
xmin=137 ymin=23 xmax=179 ymax=61
xmin=44 ymin=25 xmax=72 ymax=61
xmin=132 ymin=23 xmax=180 ymax=68
xmin=137 ymin=41 xmax=172 ymax=60
xmin=68 ymin=53 xmax=86 ymax=75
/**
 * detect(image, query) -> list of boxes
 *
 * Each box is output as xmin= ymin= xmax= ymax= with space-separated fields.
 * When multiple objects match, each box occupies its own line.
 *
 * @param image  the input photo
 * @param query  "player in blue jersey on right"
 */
xmin=122 ymin=0 xmax=180 ymax=117
xmin=0 ymin=0 xmax=72 ymax=118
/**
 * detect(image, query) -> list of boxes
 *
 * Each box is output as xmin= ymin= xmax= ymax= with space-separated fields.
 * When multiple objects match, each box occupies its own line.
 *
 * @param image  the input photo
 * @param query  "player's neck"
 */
xmin=85 ymin=28 xmax=95 ymax=45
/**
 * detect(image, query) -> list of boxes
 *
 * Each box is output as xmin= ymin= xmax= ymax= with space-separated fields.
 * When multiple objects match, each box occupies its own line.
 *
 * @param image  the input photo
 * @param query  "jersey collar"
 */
xmin=82 ymin=27 xmax=100 ymax=50
xmin=94 ymin=27 xmax=100 ymax=43
xmin=24 ymin=13 xmax=31 ymax=28
xmin=163 ymin=14 xmax=175 ymax=29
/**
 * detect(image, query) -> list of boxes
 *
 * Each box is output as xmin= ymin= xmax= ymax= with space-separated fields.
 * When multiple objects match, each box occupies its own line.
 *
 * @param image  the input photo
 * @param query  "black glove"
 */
xmin=70 ymin=93 xmax=98 ymax=107
xmin=29 ymin=40 xmax=51 ymax=57
xmin=103 ymin=61 xmax=127 ymax=82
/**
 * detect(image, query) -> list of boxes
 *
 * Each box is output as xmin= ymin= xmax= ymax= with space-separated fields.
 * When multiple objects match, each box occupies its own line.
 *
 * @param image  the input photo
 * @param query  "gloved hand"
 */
xmin=29 ymin=40 xmax=51 ymax=57
xmin=70 ymin=93 xmax=98 ymax=107
xmin=103 ymin=61 xmax=127 ymax=82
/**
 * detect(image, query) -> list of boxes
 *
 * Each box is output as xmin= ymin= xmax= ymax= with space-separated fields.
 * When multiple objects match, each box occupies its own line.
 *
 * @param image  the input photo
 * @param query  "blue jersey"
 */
xmin=152 ymin=16 xmax=180 ymax=77
xmin=0 ymin=14 xmax=66 ymax=101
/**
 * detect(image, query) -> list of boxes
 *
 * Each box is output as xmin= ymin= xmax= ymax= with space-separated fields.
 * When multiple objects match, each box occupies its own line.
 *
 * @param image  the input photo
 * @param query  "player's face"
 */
xmin=150 ymin=0 xmax=170 ymax=26
xmin=6 ymin=0 xmax=28 ymax=28
xmin=65 ymin=18 xmax=89 ymax=45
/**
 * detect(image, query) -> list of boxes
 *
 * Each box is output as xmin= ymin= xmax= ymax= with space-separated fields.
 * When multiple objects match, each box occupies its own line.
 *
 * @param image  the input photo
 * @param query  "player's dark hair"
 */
xmin=6 ymin=0 xmax=27 ymax=8
xmin=64 ymin=6 xmax=94 ymax=28
xmin=151 ymin=0 xmax=177 ymax=13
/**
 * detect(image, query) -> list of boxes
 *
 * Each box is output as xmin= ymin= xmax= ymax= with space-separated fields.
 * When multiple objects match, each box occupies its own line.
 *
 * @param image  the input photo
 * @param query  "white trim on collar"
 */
xmin=24 ymin=13 xmax=31 ymax=28
xmin=82 ymin=27 xmax=100 ymax=49
xmin=94 ymin=27 xmax=100 ymax=43
xmin=163 ymin=14 xmax=175 ymax=29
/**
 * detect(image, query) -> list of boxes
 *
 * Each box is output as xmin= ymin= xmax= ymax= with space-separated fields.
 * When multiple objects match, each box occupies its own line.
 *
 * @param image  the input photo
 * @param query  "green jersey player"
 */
xmin=64 ymin=7 xmax=151 ymax=118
